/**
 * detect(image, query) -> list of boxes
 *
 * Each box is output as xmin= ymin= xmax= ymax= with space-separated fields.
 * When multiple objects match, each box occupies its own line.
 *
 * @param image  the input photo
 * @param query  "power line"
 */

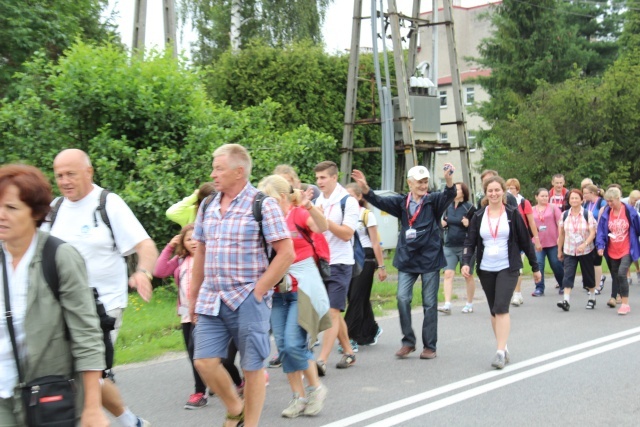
xmin=509 ymin=0 xmax=627 ymax=18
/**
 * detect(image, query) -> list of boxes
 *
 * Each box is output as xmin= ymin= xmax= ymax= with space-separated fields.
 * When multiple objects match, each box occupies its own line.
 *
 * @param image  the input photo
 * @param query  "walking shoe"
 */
xmin=491 ymin=352 xmax=506 ymax=369
xmin=557 ymin=300 xmax=570 ymax=311
xmin=312 ymin=339 xmax=321 ymax=347
xmin=336 ymin=354 xmax=356 ymax=369
xmin=618 ymin=304 xmax=631 ymax=315
xmin=586 ymin=299 xmax=596 ymax=310
xmin=558 ymin=288 xmax=564 ymax=295
xmin=462 ymin=303 xmax=474 ymax=313
xmin=316 ymin=360 xmax=327 ymax=377
xmin=504 ymin=349 xmax=510 ymax=364
xmin=420 ymin=348 xmax=437 ymax=359
xmin=303 ymin=384 xmax=328 ymax=416
xmin=281 ymin=393 xmax=307 ymax=418
xmin=616 ymin=295 xmax=622 ymax=304
xmin=371 ymin=327 xmax=383 ymax=345
xmin=437 ymin=304 xmax=452 ymax=314
xmin=598 ymin=276 xmax=606 ymax=292
xmin=510 ymin=295 xmax=523 ymax=306
xmin=531 ymin=289 xmax=544 ymax=297
xmin=595 ymin=288 xmax=601 ymax=295
xmin=607 ymin=298 xmax=616 ymax=308
xmin=136 ymin=418 xmax=151 ymax=427
xmin=184 ymin=392 xmax=208 ymax=410
xmin=338 ymin=339 xmax=359 ymax=354
xmin=395 ymin=345 xmax=416 ymax=359
xmin=268 ymin=353 xmax=282 ymax=368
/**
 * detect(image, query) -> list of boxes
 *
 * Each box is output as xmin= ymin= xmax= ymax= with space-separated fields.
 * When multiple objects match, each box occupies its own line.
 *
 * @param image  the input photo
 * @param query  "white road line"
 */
xmin=320 ymin=327 xmax=640 ymax=427
xmin=368 ymin=333 xmax=640 ymax=426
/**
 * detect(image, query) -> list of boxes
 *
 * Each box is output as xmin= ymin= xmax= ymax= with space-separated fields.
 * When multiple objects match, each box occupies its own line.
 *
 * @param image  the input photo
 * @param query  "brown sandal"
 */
xmin=223 ymin=407 xmax=244 ymax=427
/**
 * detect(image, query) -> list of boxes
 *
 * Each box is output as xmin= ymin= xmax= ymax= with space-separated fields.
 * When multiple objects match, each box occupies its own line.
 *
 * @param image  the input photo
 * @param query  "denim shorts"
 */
xmin=325 ymin=264 xmax=352 ymax=311
xmin=444 ymin=245 xmax=474 ymax=274
xmin=194 ymin=292 xmax=271 ymax=371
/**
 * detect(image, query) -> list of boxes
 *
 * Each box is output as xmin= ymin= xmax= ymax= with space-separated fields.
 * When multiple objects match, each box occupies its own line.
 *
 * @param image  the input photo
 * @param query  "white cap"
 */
xmin=407 ymin=166 xmax=430 ymax=181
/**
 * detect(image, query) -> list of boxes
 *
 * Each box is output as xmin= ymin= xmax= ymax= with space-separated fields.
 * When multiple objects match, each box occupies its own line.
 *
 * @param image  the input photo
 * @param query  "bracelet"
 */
xmin=377 ymin=265 xmax=386 ymax=270
xmin=137 ymin=268 xmax=153 ymax=281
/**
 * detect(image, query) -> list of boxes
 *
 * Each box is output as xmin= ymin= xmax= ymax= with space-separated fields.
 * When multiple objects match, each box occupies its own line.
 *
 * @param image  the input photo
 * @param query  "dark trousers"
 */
xmin=562 ymin=253 xmax=596 ymax=289
xmin=182 ymin=323 xmax=207 ymax=394
xmin=477 ymin=268 xmax=519 ymax=316
xmin=609 ymin=254 xmax=632 ymax=298
xmin=345 ymin=248 xmax=379 ymax=345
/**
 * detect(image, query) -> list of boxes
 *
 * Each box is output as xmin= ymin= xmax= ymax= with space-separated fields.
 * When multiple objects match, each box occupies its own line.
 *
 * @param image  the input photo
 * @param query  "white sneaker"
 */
xmin=437 ymin=305 xmax=452 ymax=314
xmin=281 ymin=394 xmax=307 ymax=418
xmin=303 ymin=384 xmax=328 ymax=416
xmin=510 ymin=295 xmax=523 ymax=306
xmin=461 ymin=303 xmax=473 ymax=313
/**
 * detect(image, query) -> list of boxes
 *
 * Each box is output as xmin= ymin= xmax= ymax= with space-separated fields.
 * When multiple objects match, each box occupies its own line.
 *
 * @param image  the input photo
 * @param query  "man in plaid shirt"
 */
xmin=189 ymin=144 xmax=295 ymax=427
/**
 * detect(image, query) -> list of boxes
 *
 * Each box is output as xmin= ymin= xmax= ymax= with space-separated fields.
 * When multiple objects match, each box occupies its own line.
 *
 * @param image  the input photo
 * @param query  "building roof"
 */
xmin=438 ymin=69 xmax=491 ymax=86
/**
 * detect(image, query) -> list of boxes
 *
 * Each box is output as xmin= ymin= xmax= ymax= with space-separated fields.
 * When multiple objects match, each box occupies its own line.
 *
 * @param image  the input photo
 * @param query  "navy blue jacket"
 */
xmin=363 ymin=185 xmax=456 ymax=274
xmin=462 ymin=205 xmax=540 ymax=273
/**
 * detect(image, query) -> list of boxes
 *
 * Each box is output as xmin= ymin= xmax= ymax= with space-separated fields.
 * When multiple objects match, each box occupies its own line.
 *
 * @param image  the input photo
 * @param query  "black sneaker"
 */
xmin=336 ymin=354 xmax=356 ymax=369
xmin=268 ymin=354 xmax=282 ymax=368
xmin=557 ymin=300 xmax=570 ymax=311
xmin=586 ymin=299 xmax=596 ymax=310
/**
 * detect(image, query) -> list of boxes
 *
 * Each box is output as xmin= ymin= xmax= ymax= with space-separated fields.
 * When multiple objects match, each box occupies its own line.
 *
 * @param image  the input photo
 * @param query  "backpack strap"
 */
xmin=252 ymin=192 xmax=271 ymax=261
xmin=94 ymin=189 xmax=116 ymax=251
xmin=563 ymin=209 xmax=589 ymax=223
xmin=48 ymin=197 xmax=65 ymax=228
xmin=42 ymin=235 xmax=66 ymax=299
xmin=340 ymin=195 xmax=350 ymax=225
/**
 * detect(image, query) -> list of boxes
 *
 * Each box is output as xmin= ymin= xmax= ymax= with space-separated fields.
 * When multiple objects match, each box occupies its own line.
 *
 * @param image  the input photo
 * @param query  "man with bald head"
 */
xmin=44 ymin=149 xmax=157 ymax=427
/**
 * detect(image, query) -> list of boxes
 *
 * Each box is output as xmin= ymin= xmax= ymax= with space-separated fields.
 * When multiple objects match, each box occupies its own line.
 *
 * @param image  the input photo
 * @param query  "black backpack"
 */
xmin=49 ymin=189 xmax=138 ymax=276
xmin=42 ymin=235 xmax=115 ymax=367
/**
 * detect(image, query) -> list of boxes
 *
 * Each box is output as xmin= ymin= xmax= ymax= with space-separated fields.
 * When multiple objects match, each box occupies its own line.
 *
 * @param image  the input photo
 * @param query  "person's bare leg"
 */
xmin=242 ymin=368 xmax=267 ymax=427
xmin=442 ymin=270 xmax=454 ymax=304
xmin=194 ymin=358 xmax=243 ymax=426
xmin=102 ymin=380 xmax=125 ymax=416
xmin=465 ymin=275 xmax=475 ymax=304
xmin=494 ymin=313 xmax=510 ymax=351
xmin=286 ymin=371 xmax=305 ymax=397
xmin=319 ymin=309 xmax=352 ymax=361
xmin=336 ymin=315 xmax=353 ymax=353
xmin=303 ymin=361 xmax=320 ymax=388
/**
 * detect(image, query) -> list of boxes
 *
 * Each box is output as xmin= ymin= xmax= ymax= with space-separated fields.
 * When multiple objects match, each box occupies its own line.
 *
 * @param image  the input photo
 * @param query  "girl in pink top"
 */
xmin=531 ymin=188 xmax=564 ymax=296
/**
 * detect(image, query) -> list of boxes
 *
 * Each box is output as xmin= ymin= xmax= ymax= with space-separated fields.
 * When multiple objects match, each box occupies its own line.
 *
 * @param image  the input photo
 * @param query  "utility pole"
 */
xmin=132 ymin=0 xmax=177 ymax=58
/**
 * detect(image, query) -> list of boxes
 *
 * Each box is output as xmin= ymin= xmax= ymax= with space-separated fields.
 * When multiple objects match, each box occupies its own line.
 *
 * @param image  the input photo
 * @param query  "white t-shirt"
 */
xmin=479 ymin=210 xmax=510 ymax=272
xmin=355 ymin=206 xmax=377 ymax=249
xmin=315 ymin=184 xmax=359 ymax=265
xmin=43 ymin=185 xmax=150 ymax=311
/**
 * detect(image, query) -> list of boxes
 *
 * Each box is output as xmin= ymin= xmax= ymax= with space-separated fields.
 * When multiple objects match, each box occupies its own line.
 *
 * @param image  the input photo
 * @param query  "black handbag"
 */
xmin=2 ymin=250 xmax=77 ymax=427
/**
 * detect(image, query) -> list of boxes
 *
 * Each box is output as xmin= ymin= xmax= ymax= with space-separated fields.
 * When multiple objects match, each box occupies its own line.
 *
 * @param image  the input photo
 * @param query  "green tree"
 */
xmin=0 ymin=42 xmax=335 ymax=244
xmin=179 ymin=0 xmax=332 ymax=64
xmin=205 ymin=40 xmax=389 ymax=188
xmin=619 ymin=2 xmax=640 ymax=59
xmin=475 ymin=0 xmax=588 ymax=122
xmin=0 ymin=0 xmax=116 ymax=98
xmin=480 ymin=54 xmax=640 ymax=196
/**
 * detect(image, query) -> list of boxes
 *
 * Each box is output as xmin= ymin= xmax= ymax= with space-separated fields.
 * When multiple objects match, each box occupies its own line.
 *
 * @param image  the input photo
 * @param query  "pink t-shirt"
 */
xmin=533 ymin=204 xmax=562 ymax=248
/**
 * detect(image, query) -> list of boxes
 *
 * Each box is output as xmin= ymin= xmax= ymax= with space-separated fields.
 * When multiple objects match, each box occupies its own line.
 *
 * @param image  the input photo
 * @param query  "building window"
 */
xmin=439 ymin=90 xmax=447 ymax=108
xmin=465 ymin=87 xmax=475 ymax=105
xmin=467 ymin=130 xmax=477 ymax=149
xmin=440 ymin=132 xmax=448 ymax=143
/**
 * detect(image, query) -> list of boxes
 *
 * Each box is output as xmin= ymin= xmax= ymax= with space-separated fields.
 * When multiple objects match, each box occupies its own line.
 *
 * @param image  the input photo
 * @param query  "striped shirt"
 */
xmin=192 ymin=183 xmax=290 ymax=315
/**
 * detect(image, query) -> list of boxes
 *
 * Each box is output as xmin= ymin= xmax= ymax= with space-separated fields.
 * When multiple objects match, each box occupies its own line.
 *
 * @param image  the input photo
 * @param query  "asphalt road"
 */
xmin=110 ymin=276 xmax=640 ymax=426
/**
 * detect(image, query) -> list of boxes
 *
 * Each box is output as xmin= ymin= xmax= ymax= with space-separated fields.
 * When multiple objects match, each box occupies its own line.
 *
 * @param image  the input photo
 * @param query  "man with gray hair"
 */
xmin=189 ymin=144 xmax=295 ymax=427
xmin=351 ymin=164 xmax=456 ymax=360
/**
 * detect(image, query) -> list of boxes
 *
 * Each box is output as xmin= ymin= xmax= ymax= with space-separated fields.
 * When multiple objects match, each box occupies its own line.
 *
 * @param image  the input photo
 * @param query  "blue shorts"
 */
xmin=326 ymin=264 xmax=352 ymax=311
xmin=194 ymin=292 xmax=271 ymax=372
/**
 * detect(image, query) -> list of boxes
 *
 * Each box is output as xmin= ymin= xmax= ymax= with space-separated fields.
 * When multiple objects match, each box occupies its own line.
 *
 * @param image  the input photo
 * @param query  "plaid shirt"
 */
xmin=559 ymin=208 xmax=597 ymax=256
xmin=193 ymin=183 xmax=290 ymax=315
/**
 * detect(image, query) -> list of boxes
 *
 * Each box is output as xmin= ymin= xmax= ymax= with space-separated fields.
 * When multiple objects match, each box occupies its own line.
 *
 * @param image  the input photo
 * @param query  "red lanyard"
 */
xmin=536 ymin=205 xmax=548 ymax=223
xmin=406 ymin=194 xmax=425 ymax=228
xmin=487 ymin=206 xmax=505 ymax=241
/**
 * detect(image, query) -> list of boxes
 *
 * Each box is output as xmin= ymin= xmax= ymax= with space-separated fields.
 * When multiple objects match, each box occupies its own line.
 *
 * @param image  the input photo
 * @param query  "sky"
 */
xmin=108 ymin=0 xmax=418 ymax=55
